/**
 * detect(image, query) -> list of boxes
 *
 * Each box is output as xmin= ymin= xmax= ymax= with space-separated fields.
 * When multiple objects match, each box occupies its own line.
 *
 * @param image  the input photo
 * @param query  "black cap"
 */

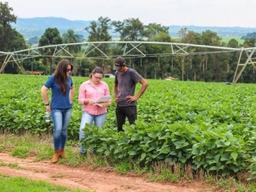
xmin=115 ymin=56 xmax=126 ymax=66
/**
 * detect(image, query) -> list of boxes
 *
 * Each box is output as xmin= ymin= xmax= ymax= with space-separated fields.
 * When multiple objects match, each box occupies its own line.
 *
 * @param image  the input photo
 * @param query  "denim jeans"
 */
xmin=79 ymin=111 xmax=106 ymax=154
xmin=51 ymin=108 xmax=72 ymax=151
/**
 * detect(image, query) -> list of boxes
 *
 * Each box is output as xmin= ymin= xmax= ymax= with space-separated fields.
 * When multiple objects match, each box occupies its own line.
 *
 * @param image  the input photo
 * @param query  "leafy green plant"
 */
xmin=3 ymin=74 xmax=256 ymax=179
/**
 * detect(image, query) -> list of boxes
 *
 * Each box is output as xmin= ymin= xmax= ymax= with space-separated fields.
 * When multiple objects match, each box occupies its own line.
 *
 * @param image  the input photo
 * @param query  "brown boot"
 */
xmin=59 ymin=149 xmax=65 ymax=158
xmin=51 ymin=151 xmax=60 ymax=163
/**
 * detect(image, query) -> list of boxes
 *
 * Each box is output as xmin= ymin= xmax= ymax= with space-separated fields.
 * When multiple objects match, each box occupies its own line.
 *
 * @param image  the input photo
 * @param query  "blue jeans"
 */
xmin=51 ymin=109 xmax=72 ymax=151
xmin=79 ymin=111 xmax=106 ymax=154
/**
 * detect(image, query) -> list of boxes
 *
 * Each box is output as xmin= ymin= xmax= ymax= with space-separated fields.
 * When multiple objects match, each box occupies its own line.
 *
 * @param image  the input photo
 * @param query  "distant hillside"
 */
xmin=12 ymin=17 xmax=91 ymax=40
xmin=12 ymin=17 xmax=256 ymax=41
xmin=170 ymin=25 xmax=256 ymax=38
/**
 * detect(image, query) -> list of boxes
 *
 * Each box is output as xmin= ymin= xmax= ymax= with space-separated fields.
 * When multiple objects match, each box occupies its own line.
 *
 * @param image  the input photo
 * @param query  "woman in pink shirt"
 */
xmin=78 ymin=67 xmax=111 ymax=154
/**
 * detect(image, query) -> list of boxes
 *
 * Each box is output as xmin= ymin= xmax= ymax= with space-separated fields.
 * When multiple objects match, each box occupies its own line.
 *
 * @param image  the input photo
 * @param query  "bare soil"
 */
xmin=0 ymin=153 xmax=214 ymax=192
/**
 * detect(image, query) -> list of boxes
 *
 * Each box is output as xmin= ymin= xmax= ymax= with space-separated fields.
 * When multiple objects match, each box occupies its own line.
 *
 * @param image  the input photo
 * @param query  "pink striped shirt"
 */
xmin=78 ymin=80 xmax=110 ymax=115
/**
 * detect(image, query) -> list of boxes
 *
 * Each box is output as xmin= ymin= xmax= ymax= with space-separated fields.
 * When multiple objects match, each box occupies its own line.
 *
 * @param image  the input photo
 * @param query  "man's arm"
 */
xmin=136 ymin=78 xmax=148 ymax=99
xmin=114 ymin=76 xmax=119 ymax=102
xmin=126 ymin=78 xmax=148 ymax=103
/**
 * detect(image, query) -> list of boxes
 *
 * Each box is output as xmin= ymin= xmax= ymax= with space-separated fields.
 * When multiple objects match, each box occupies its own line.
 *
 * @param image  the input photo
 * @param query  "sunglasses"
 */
xmin=115 ymin=64 xmax=124 ymax=67
xmin=67 ymin=68 xmax=72 ymax=72
xmin=93 ymin=75 xmax=102 ymax=79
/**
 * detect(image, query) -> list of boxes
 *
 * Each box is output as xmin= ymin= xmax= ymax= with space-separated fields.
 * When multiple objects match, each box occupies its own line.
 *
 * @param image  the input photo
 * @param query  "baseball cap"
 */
xmin=115 ymin=56 xmax=126 ymax=66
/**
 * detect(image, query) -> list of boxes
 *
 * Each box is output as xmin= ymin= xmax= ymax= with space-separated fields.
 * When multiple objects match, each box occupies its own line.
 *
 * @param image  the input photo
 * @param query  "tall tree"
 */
xmin=243 ymin=38 xmax=256 ymax=48
xmin=0 ymin=2 xmax=26 ymax=51
xmin=227 ymin=38 xmax=239 ymax=48
xmin=179 ymin=31 xmax=202 ymax=80
xmin=181 ymin=31 xmax=202 ymax=44
xmin=0 ymin=2 xmax=26 ymax=74
xmin=201 ymin=30 xmax=221 ymax=46
xmin=200 ymin=30 xmax=223 ymax=81
xmin=178 ymin=27 xmax=188 ymax=41
xmin=113 ymin=18 xmax=144 ymax=40
xmin=62 ymin=29 xmax=82 ymax=53
xmin=144 ymin=23 xmax=169 ymax=41
xmin=143 ymin=28 xmax=171 ymax=78
xmin=8 ymin=30 xmax=26 ymax=50
xmin=85 ymin=17 xmax=112 ymax=61
xmin=0 ymin=2 xmax=16 ymax=27
xmin=85 ymin=17 xmax=112 ymax=41
xmin=39 ymin=27 xmax=63 ymax=73
xmin=39 ymin=27 xmax=62 ymax=46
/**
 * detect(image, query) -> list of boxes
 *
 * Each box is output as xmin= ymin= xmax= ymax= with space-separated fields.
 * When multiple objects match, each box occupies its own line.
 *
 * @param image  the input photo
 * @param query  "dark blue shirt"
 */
xmin=44 ymin=75 xmax=73 ymax=110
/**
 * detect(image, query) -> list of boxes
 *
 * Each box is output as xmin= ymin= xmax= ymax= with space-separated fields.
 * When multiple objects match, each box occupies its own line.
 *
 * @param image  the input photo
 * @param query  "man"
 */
xmin=114 ymin=56 xmax=148 ymax=131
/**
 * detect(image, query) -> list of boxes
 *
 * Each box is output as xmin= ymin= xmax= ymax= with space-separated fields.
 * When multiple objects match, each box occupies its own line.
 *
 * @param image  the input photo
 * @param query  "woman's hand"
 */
xmin=95 ymin=101 xmax=111 ymax=108
xmin=45 ymin=105 xmax=51 ymax=112
xmin=84 ymin=99 xmax=94 ymax=105
xmin=95 ymin=103 xmax=104 ymax=108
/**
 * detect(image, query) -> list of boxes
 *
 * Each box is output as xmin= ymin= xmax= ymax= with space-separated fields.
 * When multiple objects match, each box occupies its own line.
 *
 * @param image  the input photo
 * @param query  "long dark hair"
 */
xmin=54 ymin=59 xmax=73 ymax=95
xmin=89 ymin=67 xmax=104 ymax=78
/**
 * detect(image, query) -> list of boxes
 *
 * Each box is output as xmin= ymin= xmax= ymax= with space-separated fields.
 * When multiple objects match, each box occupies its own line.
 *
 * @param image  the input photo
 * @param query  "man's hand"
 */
xmin=126 ymin=95 xmax=138 ymax=103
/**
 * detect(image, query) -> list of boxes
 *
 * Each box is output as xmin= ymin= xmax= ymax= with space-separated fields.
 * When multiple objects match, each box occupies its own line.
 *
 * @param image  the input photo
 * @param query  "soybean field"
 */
xmin=1 ymin=74 xmax=256 ymax=179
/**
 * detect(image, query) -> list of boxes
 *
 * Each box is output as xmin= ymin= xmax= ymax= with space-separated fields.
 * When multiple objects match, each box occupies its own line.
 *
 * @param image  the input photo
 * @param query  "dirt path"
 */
xmin=0 ymin=153 xmax=213 ymax=192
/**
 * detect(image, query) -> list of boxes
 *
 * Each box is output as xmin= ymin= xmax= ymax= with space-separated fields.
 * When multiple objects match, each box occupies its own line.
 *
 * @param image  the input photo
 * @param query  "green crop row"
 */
xmin=1 ymin=74 xmax=256 ymax=178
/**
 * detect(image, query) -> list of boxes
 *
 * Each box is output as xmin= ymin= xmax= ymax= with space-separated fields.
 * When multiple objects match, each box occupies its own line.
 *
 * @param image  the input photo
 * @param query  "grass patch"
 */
xmin=35 ymin=145 xmax=52 ymax=161
xmin=0 ymin=133 xmax=39 ymax=158
xmin=205 ymin=176 xmax=256 ymax=192
xmin=0 ymin=160 xmax=20 ymax=169
xmin=79 ymin=149 xmax=111 ymax=169
xmin=148 ymin=169 xmax=179 ymax=183
xmin=114 ymin=162 xmax=133 ymax=174
xmin=0 ymin=174 xmax=87 ymax=192
xmin=147 ymin=162 xmax=180 ymax=183
xmin=11 ymin=146 xmax=30 ymax=158
xmin=113 ymin=161 xmax=150 ymax=176
xmin=0 ymin=144 xmax=5 ymax=152
xmin=0 ymin=133 xmax=109 ymax=169
xmin=59 ymin=147 xmax=85 ymax=167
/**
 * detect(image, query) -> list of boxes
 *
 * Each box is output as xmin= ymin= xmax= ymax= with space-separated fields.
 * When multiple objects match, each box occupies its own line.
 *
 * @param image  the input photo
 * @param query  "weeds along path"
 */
xmin=0 ymin=153 xmax=212 ymax=192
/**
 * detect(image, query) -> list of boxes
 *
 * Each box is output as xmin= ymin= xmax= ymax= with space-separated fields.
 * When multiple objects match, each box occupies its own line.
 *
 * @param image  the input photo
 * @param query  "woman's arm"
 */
xmin=70 ymin=86 xmax=74 ymax=104
xmin=41 ymin=85 xmax=51 ymax=112
xmin=78 ymin=84 xmax=93 ymax=105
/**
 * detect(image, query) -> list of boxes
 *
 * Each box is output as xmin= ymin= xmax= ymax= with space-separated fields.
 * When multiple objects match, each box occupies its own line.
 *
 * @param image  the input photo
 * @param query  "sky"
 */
xmin=4 ymin=0 xmax=256 ymax=27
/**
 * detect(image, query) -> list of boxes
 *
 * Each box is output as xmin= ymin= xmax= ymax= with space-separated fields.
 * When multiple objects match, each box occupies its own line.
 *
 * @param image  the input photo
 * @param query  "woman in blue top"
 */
xmin=41 ymin=59 xmax=74 ymax=163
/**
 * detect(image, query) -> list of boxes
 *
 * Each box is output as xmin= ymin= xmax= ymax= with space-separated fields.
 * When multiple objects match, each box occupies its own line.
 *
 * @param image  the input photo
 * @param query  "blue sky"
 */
xmin=5 ymin=0 xmax=256 ymax=27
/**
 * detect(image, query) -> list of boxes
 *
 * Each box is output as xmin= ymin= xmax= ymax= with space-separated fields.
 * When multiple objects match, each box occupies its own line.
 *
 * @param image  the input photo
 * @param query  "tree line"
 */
xmin=1 ymin=2 xmax=256 ymax=82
